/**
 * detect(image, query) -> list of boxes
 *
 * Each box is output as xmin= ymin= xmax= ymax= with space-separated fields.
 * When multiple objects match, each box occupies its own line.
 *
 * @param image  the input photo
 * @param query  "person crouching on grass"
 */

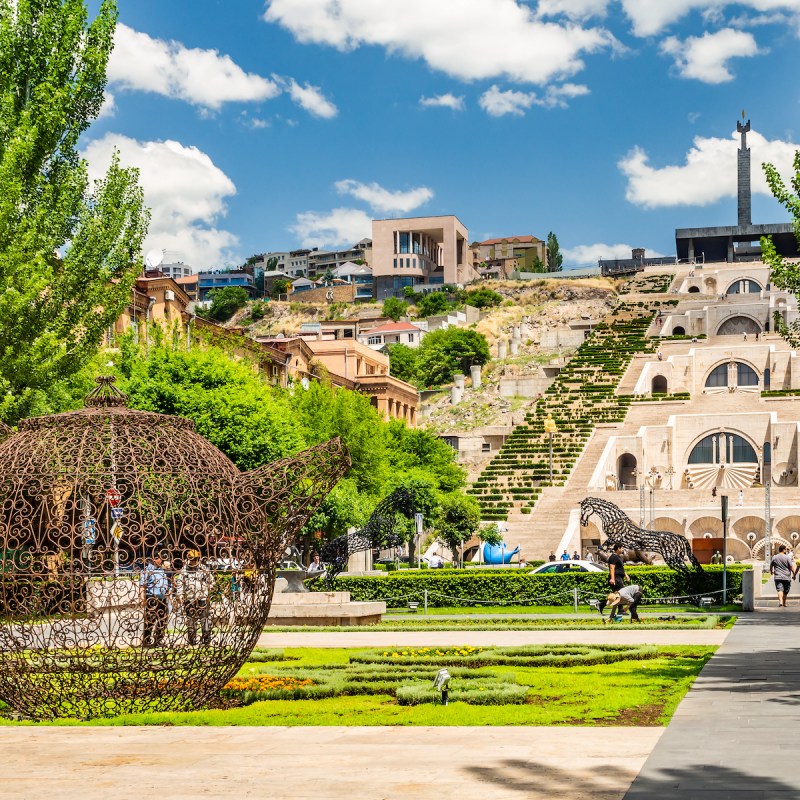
xmin=603 ymin=585 xmax=643 ymax=624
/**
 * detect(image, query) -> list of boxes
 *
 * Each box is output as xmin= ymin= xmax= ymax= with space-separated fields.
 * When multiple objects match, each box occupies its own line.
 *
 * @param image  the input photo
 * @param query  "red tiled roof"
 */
xmin=364 ymin=322 xmax=423 ymax=334
xmin=476 ymin=235 xmax=542 ymax=245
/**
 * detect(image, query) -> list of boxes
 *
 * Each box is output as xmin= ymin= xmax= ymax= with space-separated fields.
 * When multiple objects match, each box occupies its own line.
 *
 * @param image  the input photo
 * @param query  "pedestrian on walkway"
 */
xmin=560 ymin=550 xmax=571 ymax=561
xmin=139 ymin=555 xmax=170 ymax=648
xmin=548 ymin=551 xmax=556 ymax=562
xmin=175 ymin=550 xmax=215 ymax=646
xmin=607 ymin=543 xmax=627 ymax=592
xmin=770 ymin=545 xmax=795 ymax=607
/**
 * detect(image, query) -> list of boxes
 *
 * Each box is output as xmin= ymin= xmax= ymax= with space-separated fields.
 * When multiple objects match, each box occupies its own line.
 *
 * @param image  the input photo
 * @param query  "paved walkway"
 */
xmin=258 ymin=628 xmax=729 ymax=648
xmin=625 ymin=609 xmax=800 ymax=798
xmin=0 ymin=726 xmax=662 ymax=800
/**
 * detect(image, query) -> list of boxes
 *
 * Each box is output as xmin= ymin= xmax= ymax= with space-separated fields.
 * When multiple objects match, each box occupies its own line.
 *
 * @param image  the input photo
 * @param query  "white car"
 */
xmin=531 ymin=560 xmax=608 ymax=574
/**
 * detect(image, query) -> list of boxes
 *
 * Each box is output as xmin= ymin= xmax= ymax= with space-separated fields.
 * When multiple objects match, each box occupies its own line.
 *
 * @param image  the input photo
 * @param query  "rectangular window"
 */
xmin=368 ymin=336 xmax=381 ymax=345
xmin=408 ymin=334 xmax=414 ymax=343
xmin=482 ymin=442 xmax=491 ymax=453
xmin=399 ymin=232 xmax=410 ymax=254
xmin=393 ymin=258 xmax=397 ymax=269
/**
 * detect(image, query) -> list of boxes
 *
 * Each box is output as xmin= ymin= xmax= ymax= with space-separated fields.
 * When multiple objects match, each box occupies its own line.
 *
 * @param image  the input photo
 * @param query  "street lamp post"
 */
xmin=544 ymin=414 xmax=558 ymax=486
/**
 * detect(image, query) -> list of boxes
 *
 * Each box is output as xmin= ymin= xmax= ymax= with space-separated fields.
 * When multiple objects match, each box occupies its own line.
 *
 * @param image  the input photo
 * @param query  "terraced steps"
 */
xmin=468 ymin=301 xmax=664 ymax=521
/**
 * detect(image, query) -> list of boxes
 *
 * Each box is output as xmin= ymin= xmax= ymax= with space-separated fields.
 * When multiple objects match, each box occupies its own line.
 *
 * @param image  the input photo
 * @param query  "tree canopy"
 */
xmin=415 ymin=292 xmax=450 ymax=317
xmin=115 ymin=338 xmax=468 ymax=542
xmin=413 ymin=327 xmax=491 ymax=388
xmin=0 ymin=0 xmax=149 ymax=423
xmin=382 ymin=296 xmax=409 ymax=321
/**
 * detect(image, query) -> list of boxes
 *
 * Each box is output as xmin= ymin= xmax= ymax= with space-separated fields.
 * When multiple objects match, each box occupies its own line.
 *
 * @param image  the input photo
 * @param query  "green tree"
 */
xmin=415 ymin=292 xmax=450 ymax=317
xmin=464 ymin=288 xmax=503 ymax=309
xmin=382 ymin=296 xmax=409 ymax=321
xmin=386 ymin=343 xmax=418 ymax=384
xmin=414 ymin=328 xmax=491 ymax=388
xmin=386 ymin=420 xmax=465 ymax=493
xmin=477 ymin=523 xmax=503 ymax=546
xmin=435 ymin=493 xmax=481 ymax=566
xmin=546 ymin=231 xmax=563 ymax=272
xmin=207 ymin=286 xmax=250 ymax=321
xmin=762 ymin=151 xmax=800 ymax=344
xmin=0 ymin=0 xmax=149 ymax=423
xmin=271 ymin=278 xmax=292 ymax=299
xmin=530 ymin=254 xmax=546 ymax=273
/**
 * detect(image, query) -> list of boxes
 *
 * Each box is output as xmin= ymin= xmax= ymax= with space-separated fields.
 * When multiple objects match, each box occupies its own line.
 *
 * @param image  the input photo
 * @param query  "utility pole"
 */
xmin=721 ymin=494 xmax=729 ymax=604
xmin=764 ymin=482 xmax=772 ymax=562
xmin=639 ymin=482 xmax=645 ymax=528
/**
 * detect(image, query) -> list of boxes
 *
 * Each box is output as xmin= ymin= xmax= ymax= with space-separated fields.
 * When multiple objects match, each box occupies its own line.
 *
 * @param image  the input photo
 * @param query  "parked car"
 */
xmin=530 ymin=560 xmax=607 ymax=574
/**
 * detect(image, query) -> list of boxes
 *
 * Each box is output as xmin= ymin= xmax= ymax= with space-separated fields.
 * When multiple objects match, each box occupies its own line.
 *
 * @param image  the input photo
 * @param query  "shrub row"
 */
xmin=320 ymin=565 xmax=746 ymax=606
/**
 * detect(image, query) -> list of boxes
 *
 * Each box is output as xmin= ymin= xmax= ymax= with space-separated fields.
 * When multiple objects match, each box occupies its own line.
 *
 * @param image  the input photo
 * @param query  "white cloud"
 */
xmin=97 ymin=91 xmax=116 ymax=120
xmin=660 ymin=28 xmax=762 ymax=83
xmin=537 ymin=0 xmax=611 ymax=19
xmin=619 ymin=0 xmax=800 ymax=36
xmin=419 ymin=93 xmax=465 ymax=111
xmin=108 ymin=23 xmax=280 ymax=109
xmin=290 ymin=207 xmax=372 ymax=249
xmin=479 ymin=82 xmax=589 ymax=115
xmin=563 ymin=242 xmax=665 ymax=266
xmin=264 ymin=0 xmax=616 ymax=85
xmin=335 ymin=179 xmax=433 ymax=214
xmin=281 ymin=78 xmax=338 ymax=118
xmin=619 ymin=128 xmax=800 ymax=208
xmin=82 ymin=133 xmax=238 ymax=269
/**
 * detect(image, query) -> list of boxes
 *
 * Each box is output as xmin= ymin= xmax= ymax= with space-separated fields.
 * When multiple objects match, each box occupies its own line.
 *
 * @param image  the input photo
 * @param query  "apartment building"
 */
xmin=471 ymin=235 xmax=546 ymax=278
xmin=308 ymin=239 xmax=372 ymax=277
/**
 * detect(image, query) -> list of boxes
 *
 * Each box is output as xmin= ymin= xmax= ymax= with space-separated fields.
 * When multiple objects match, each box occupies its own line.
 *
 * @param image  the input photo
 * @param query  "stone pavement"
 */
xmin=0 ymin=726 xmax=662 ymax=800
xmin=625 ymin=609 xmax=800 ymax=798
xmin=258 ymin=628 xmax=729 ymax=648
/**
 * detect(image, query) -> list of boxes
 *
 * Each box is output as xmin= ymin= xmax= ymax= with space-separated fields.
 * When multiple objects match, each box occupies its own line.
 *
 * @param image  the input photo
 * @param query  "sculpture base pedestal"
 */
xmin=266 ymin=591 xmax=385 ymax=627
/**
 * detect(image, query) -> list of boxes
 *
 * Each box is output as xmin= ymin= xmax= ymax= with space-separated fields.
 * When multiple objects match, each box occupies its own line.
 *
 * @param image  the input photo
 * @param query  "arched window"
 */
xmin=705 ymin=364 xmax=728 ymax=388
xmin=727 ymin=279 xmax=762 ymax=295
xmin=736 ymin=362 xmax=758 ymax=386
xmin=705 ymin=361 xmax=759 ymax=389
xmin=688 ymin=286 xmax=700 ymax=293
xmin=688 ymin=433 xmax=758 ymax=464
xmin=672 ymin=325 xmax=686 ymax=336
xmin=652 ymin=375 xmax=668 ymax=394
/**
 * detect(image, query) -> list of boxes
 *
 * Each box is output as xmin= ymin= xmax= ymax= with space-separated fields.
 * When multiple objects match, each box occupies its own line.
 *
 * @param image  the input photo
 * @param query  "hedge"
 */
xmin=315 ymin=565 xmax=746 ymax=606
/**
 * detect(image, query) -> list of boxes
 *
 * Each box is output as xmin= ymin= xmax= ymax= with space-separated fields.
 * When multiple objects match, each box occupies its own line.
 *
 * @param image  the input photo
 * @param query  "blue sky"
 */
xmin=84 ymin=0 xmax=800 ymax=269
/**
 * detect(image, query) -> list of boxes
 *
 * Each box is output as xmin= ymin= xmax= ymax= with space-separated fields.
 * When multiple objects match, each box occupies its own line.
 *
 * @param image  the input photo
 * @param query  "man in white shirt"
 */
xmin=428 ymin=554 xmax=444 ymax=569
xmin=606 ymin=584 xmax=643 ymax=623
xmin=175 ymin=550 xmax=215 ymax=646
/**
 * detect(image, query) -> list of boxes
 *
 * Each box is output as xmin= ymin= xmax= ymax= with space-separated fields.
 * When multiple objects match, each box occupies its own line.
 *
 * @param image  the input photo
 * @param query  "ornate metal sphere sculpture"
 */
xmin=0 ymin=377 xmax=349 ymax=719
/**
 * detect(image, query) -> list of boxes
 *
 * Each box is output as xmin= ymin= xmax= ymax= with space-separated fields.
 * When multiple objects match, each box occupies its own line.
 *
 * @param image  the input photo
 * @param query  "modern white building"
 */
xmin=358 ymin=321 xmax=425 ymax=350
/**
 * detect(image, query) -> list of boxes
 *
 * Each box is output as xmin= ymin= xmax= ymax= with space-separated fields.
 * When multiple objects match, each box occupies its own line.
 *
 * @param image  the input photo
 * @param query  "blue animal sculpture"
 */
xmin=482 ymin=541 xmax=520 ymax=565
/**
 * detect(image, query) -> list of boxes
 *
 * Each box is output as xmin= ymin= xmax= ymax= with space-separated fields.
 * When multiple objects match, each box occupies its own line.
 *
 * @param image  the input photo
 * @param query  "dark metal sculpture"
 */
xmin=580 ymin=497 xmax=703 ymax=574
xmin=316 ymin=487 xmax=415 ymax=588
xmin=0 ymin=377 xmax=349 ymax=719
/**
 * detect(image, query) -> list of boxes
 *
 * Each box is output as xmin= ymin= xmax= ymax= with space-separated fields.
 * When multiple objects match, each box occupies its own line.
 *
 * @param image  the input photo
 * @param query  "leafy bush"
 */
xmin=414 ymin=327 xmax=491 ymax=388
xmin=206 ymin=286 xmax=250 ymax=321
xmin=464 ymin=288 xmax=503 ymax=309
xmin=382 ymin=296 xmax=409 ymax=321
xmin=416 ymin=292 xmax=450 ymax=317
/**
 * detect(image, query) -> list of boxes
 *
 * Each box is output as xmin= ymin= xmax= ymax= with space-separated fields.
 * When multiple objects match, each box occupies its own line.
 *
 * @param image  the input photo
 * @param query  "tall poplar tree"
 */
xmin=0 ymin=0 xmax=149 ymax=422
xmin=762 ymin=152 xmax=800 ymax=344
xmin=546 ymin=231 xmax=563 ymax=272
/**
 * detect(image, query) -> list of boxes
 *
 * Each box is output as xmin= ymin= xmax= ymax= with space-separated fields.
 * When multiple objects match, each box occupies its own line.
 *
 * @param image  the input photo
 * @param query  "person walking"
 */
xmin=175 ymin=550 xmax=215 ymax=646
xmin=548 ymin=552 xmax=556 ymax=562
xmin=770 ymin=545 xmax=795 ymax=608
xmin=139 ymin=555 xmax=170 ymax=648
xmin=572 ymin=550 xmax=580 ymax=561
xmin=560 ymin=550 xmax=571 ymax=561
xmin=585 ymin=550 xmax=595 ymax=563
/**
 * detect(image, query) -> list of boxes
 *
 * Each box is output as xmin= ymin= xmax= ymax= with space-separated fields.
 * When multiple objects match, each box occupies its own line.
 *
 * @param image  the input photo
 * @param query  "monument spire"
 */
xmin=736 ymin=111 xmax=751 ymax=227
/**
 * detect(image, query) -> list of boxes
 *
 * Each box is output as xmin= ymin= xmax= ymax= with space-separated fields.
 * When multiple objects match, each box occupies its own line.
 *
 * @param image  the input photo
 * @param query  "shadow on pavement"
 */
xmin=466 ymin=759 xmax=799 ymax=798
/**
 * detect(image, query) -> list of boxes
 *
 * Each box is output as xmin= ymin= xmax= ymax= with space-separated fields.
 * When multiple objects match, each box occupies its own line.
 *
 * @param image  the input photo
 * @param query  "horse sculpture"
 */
xmin=315 ymin=487 xmax=415 ymax=588
xmin=580 ymin=497 xmax=703 ymax=574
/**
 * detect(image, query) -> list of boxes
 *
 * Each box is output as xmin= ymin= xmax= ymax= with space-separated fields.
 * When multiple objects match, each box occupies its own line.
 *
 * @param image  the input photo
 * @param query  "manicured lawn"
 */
xmin=385 ymin=604 xmax=742 ymax=615
xmin=1 ymin=645 xmax=715 ymax=727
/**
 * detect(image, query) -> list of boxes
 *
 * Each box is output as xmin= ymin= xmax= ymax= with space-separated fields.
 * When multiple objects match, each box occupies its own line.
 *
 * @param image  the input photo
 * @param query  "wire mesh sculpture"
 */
xmin=0 ymin=377 xmax=350 ymax=719
xmin=316 ymin=487 xmax=415 ymax=588
xmin=580 ymin=497 xmax=703 ymax=574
